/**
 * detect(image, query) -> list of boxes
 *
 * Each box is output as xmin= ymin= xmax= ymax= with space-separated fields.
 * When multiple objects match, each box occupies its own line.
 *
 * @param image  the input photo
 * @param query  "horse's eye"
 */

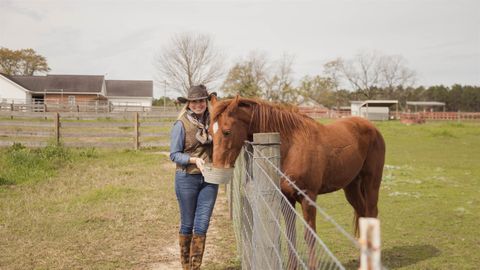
xmin=223 ymin=130 xmax=231 ymax=136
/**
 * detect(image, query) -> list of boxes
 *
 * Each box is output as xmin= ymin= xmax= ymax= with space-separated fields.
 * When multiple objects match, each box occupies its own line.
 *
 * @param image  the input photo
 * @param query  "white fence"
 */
xmin=230 ymin=133 xmax=386 ymax=270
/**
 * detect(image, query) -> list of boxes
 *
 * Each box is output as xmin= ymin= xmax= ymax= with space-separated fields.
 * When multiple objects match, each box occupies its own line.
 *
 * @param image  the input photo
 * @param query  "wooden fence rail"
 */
xmin=1 ymin=101 xmax=180 ymax=114
xmin=0 ymin=112 xmax=174 ymax=149
xmin=399 ymin=112 xmax=480 ymax=121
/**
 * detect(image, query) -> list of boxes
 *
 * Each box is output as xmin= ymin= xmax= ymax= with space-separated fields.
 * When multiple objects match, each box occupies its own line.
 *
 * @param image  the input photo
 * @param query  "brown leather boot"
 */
xmin=190 ymin=234 xmax=206 ymax=270
xmin=179 ymin=234 xmax=192 ymax=270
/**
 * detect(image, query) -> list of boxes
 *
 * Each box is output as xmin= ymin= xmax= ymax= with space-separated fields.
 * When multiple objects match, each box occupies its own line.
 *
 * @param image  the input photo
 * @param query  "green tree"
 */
xmin=424 ymin=85 xmax=449 ymax=102
xmin=297 ymin=75 xmax=336 ymax=108
xmin=448 ymin=85 xmax=463 ymax=111
xmin=461 ymin=86 xmax=480 ymax=111
xmin=152 ymin=97 xmax=176 ymax=106
xmin=221 ymin=62 xmax=264 ymax=98
xmin=221 ymin=52 xmax=298 ymax=103
xmin=0 ymin=47 xmax=50 ymax=75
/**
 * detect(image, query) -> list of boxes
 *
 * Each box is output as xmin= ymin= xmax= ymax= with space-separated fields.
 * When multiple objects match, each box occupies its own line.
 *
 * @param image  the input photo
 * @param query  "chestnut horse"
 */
xmin=209 ymin=96 xmax=385 ymax=268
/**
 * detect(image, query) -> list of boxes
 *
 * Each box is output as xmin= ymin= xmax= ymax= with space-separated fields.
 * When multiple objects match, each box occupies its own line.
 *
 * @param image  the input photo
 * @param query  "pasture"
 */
xmin=0 ymin=146 xmax=238 ymax=269
xmin=315 ymin=120 xmax=480 ymax=269
xmin=0 ymin=119 xmax=479 ymax=269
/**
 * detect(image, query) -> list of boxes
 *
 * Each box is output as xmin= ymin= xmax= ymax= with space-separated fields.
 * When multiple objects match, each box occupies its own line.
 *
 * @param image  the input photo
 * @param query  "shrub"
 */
xmin=0 ymin=143 xmax=76 ymax=185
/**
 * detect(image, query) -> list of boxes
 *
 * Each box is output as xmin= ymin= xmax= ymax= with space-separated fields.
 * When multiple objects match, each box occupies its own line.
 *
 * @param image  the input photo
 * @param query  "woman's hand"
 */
xmin=191 ymin=157 xmax=205 ymax=173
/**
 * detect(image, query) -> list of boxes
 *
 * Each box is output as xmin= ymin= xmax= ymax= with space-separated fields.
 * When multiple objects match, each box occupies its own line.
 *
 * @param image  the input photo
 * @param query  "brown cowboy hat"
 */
xmin=177 ymin=84 xmax=217 ymax=103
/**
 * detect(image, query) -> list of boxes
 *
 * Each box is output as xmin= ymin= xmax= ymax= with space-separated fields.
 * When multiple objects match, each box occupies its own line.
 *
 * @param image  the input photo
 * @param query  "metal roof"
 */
xmin=406 ymin=101 xmax=446 ymax=106
xmin=10 ymin=74 xmax=104 ymax=93
xmin=6 ymin=75 xmax=153 ymax=98
xmin=106 ymin=80 xmax=153 ymax=97
xmin=350 ymin=100 xmax=398 ymax=107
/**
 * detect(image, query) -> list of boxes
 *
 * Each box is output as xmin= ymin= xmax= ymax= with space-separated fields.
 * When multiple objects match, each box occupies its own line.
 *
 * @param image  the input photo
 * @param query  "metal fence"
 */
xmin=230 ymin=133 xmax=386 ymax=270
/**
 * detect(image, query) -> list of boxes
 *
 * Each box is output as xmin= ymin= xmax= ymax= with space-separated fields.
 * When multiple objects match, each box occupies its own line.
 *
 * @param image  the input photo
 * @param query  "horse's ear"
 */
xmin=226 ymin=95 xmax=240 ymax=111
xmin=209 ymin=92 xmax=218 ymax=106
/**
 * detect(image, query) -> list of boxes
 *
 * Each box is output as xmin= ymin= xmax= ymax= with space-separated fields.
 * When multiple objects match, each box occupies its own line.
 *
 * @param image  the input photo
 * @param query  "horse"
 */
xmin=209 ymin=95 xmax=385 ymax=269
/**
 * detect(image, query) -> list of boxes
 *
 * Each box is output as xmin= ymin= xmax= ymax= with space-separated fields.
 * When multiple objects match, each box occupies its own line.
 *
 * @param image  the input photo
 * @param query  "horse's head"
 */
xmin=209 ymin=95 xmax=254 ymax=168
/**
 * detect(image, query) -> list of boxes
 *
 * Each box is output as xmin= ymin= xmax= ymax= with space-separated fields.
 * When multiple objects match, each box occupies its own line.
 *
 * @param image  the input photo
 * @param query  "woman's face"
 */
xmin=188 ymin=99 xmax=207 ymax=116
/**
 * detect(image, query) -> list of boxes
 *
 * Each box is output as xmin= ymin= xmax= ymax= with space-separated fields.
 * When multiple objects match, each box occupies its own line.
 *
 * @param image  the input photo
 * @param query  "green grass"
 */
xmin=314 ymin=121 xmax=480 ymax=269
xmin=1 ymin=120 xmax=478 ymax=269
xmin=0 ymin=146 xmax=238 ymax=269
xmin=0 ymin=142 xmax=89 ymax=185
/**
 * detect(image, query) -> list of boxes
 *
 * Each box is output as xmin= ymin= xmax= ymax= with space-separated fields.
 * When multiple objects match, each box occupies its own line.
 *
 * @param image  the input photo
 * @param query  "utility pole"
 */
xmin=164 ymin=80 xmax=167 ymax=112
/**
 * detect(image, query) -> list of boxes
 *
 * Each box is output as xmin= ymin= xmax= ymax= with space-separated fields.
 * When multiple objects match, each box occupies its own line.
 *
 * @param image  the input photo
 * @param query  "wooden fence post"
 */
xmin=54 ymin=112 xmax=60 ymax=145
xmin=134 ymin=112 xmax=139 ymax=150
xmin=359 ymin=217 xmax=381 ymax=270
xmin=252 ymin=132 xmax=281 ymax=270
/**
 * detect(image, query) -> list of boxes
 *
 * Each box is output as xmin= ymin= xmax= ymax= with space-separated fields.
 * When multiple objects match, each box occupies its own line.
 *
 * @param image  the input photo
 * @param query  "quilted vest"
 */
xmin=176 ymin=113 xmax=212 ymax=174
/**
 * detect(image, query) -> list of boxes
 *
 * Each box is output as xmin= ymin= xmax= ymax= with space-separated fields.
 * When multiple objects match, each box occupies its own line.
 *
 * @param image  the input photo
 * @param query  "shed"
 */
xmin=406 ymin=101 xmax=446 ymax=112
xmin=351 ymin=100 xmax=399 ymax=121
xmin=106 ymin=80 xmax=153 ymax=110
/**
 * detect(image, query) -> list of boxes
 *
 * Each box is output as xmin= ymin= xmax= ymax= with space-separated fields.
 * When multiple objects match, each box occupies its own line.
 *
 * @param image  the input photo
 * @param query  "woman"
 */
xmin=169 ymin=85 xmax=218 ymax=270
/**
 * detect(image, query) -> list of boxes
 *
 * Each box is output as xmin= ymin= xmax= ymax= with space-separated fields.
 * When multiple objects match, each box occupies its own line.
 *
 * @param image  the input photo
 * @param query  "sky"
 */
xmin=1 ymin=0 xmax=479 ymax=98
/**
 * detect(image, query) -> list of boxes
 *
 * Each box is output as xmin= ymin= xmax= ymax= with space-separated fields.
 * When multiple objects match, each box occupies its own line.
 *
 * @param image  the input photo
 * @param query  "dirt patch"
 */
xmin=150 ymin=187 xmax=233 ymax=270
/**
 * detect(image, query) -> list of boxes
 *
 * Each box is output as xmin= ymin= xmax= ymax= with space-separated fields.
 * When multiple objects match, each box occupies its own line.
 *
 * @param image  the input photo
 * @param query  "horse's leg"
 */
xmin=343 ymin=176 xmax=367 ymax=236
xmin=359 ymin=164 xmax=383 ymax=218
xmin=359 ymin=129 xmax=385 ymax=218
xmin=282 ymin=196 xmax=298 ymax=270
xmin=345 ymin=129 xmax=385 ymax=235
xmin=300 ymin=192 xmax=318 ymax=270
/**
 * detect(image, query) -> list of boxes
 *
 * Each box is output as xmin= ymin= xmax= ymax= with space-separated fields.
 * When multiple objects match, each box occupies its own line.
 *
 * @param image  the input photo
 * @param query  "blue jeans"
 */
xmin=175 ymin=171 xmax=219 ymax=235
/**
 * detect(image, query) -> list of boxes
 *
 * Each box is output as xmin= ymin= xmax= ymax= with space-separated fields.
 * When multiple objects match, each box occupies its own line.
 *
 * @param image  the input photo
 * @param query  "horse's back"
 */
xmin=324 ymin=117 xmax=383 ymax=144
xmin=311 ymin=117 xmax=385 ymax=192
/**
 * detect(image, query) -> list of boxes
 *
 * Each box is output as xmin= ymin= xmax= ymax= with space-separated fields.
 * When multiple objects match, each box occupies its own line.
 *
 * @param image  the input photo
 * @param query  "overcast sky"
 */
xmin=1 ymin=0 xmax=479 ymax=97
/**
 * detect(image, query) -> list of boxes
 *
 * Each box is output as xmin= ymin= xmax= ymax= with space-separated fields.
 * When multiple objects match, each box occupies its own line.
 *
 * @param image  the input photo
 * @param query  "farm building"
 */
xmin=0 ymin=73 xmax=153 ymax=111
xmin=0 ymin=73 xmax=32 ymax=104
xmin=6 ymin=74 xmax=107 ymax=105
xmin=350 ymin=100 xmax=399 ymax=121
xmin=106 ymin=80 xmax=153 ymax=110
xmin=406 ymin=101 xmax=446 ymax=112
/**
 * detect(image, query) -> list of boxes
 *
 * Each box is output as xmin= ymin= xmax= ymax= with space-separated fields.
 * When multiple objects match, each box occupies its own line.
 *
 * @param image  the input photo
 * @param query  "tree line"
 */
xmin=155 ymin=33 xmax=479 ymax=112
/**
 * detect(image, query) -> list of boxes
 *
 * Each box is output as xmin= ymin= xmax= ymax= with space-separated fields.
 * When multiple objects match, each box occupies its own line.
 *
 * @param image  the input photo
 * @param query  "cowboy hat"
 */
xmin=177 ymin=84 xmax=217 ymax=103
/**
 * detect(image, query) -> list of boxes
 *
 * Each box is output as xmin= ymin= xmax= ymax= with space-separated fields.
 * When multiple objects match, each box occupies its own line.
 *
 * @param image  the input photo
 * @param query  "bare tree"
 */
xmin=323 ymin=58 xmax=344 ymax=108
xmin=154 ymin=33 xmax=224 ymax=96
xmin=340 ymin=50 xmax=382 ymax=98
xmin=379 ymin=54 xmax=416 ymax=89
xmin=264 ymin=53 xmax=296 ymax=102
xmin=324 ymin=50 xmax=416 ymax=99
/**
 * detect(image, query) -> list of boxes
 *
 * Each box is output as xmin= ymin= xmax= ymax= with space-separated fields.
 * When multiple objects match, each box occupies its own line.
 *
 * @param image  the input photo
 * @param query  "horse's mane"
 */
xmin=212 ymin=97 xmax=315 ymax=138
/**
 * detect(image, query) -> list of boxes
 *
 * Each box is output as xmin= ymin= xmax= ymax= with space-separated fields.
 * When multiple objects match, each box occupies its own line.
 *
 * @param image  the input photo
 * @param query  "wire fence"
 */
xmin=231 ymin=134 xmax=387 ymax=270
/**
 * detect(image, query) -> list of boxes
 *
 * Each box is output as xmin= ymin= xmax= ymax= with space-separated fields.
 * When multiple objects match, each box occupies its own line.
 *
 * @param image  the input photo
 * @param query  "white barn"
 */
xmin=105 ymin=80 xmax=153 ymax=111
xmin=0 ymin=74 xmax=154 ymax=112
xmin=351 ymin=100 xmax=399 ymax=121
xmin=0 ymin=73 xmax=32 ymax=103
